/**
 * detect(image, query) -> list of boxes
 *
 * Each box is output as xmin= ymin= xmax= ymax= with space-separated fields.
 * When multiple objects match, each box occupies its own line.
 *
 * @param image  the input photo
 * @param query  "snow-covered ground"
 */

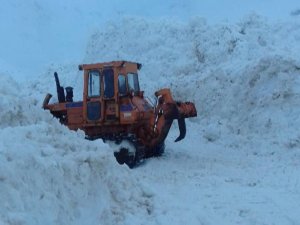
xmin=1 ymin=1 xmax=300 ymax=225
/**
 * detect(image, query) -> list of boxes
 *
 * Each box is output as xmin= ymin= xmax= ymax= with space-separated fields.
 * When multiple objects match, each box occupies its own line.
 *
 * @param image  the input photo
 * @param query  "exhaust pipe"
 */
xmin=54 ymin=72 xmax=66 ymax=103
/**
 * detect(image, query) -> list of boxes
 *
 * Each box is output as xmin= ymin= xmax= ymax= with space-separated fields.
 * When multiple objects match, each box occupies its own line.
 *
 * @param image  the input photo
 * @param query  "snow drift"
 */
xmin=0 ymin=75 xmax=153 ymax=225
xmin=1 ymin=13 xmax=300 ymax=225
xmin=84 ymin=15 xmax=300 ymax=147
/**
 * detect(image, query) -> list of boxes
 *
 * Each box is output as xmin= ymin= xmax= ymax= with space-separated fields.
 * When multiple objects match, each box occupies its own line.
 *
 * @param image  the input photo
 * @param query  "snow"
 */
xmin=1 ymin=1 xmax=300 ymax=225
xmin=1 ymin=0 xmax=300 ymax=77
xmin=0 ymin=76 xmax=153 ymax=225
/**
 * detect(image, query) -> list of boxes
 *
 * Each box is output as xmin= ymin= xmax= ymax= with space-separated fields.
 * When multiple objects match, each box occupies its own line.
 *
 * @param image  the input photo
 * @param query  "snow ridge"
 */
xmin=1 ymin=14 xmax=300 ymax=225
xmin=84 ymin=15 xmax=300 ymax=147
xmin=0 ymin=76 xmax=153 ymax=225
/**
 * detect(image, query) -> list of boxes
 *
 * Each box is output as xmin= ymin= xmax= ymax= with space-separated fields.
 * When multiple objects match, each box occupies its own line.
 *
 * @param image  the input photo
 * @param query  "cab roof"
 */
xmin=78 ymin=61 xmax=142 ymax=71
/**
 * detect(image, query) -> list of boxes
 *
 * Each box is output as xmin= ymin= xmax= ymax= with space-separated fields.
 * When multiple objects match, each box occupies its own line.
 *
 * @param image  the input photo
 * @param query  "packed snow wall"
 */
xmin=82 ymin=15 xmax=300 ymax=148
xmin=2 ymin=14 xmax=300 ymax=225
xmin=0 ymin=74 xmax=154 ymax=225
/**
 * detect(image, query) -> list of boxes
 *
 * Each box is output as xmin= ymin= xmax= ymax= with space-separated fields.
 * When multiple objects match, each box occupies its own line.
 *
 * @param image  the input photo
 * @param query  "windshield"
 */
xmin=103 ymin=68 xmax=114 ymax=98
xmin=127 ymin=73 xmax=140 ymax=93
xmin=88 ymin=70 xmax=101 ymax=97
xmin=118 ymin=74 xmax=127 ymax=96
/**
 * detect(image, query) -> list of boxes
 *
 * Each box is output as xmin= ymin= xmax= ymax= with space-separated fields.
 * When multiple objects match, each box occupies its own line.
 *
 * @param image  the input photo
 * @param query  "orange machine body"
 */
xmin=43 ymin=61 xmax=197 ymax=167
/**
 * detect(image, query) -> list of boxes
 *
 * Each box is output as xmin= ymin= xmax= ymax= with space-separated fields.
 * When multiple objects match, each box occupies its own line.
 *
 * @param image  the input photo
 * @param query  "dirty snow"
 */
xmin=1 ymin=1 xmax=300 ymax=225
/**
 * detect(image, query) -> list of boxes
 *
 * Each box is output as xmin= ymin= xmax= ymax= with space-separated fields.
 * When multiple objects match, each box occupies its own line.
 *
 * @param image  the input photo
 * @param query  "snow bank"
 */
xmin=0 ymin=74 xmax=43 ymax=128
xmin=3 ymin=14 xmax=300 ymax=225
xmin=0 ymin=75 xmax=153 ymax=225
xmin=84 ymin=15 xmax=300 ymax=148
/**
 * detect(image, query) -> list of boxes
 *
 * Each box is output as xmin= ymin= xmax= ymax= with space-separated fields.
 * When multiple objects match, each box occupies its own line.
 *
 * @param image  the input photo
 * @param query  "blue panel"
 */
xmin=120 ymin=104 xmax=133 ymax=112
xmin=87 ymin=102 xmax=101 ymax=121
xmin=66 ymin=102 xmax=83 ymax=108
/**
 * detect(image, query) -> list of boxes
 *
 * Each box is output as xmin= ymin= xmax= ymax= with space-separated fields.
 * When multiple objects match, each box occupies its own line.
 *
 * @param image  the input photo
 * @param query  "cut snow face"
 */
xmin=0 ymin=74 xmax=153 ymax=225
xmin=0 ymin=74 xmax=38 ymax=128
xmin=84 ymin=15 xmax=300 ymax=148
xmin=2 ymin=13 xmax=300 ymax=225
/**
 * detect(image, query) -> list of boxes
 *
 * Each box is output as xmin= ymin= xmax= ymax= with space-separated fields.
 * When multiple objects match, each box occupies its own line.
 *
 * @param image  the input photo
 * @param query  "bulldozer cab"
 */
xmin=79 ymin=61 xmax=142 ymax=124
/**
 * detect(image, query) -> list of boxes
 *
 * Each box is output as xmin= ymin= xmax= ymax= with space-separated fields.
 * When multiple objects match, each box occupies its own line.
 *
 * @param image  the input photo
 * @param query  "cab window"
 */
xmin=103 ymin=68 xmax=114 ymax=98
xmin=128 ymin=73 xmax=140 ymax=93
xmin=118 ymin=74 xmax=127 ymax=96
xmin=88 ymin=70 xmax=101 ymax=97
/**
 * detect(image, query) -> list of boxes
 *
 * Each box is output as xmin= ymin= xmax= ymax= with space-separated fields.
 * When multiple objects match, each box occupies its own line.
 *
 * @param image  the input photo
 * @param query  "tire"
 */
xmin=125 ymin=154 xmax=137 ymax=169
xmin=113 ymin=141 xmax=138 ymax=169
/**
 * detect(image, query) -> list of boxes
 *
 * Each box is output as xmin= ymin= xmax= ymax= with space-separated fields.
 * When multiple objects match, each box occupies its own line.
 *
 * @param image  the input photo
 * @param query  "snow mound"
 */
xmin=0 ymin=75 xmax=153 ymax=225
xmin=9 ymin=15 xmax=300 ymax=224
xmin=0 ymin=74 xmax=41 ymax=128
xmin=84 ymin=15 xmax=300 ymax=148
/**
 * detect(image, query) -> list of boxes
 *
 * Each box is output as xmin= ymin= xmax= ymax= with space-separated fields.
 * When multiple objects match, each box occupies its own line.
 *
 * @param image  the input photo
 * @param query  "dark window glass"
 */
xmin=128 ymin=73 xmax=140 ymax=93
xmin=88 ymin=70 xmax=101 ymax=97
xmin=118 ymin=74 xmax=127 ymax=96
xmin=87 ymin=101 xmax=101 ymax=120
xmin=103 ymin=68 xmax=114 ymax=98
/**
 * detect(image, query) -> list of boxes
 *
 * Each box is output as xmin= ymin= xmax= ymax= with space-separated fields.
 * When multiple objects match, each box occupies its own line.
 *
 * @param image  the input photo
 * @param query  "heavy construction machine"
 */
xmin=43 ymin=61 xmax=197 ymax=168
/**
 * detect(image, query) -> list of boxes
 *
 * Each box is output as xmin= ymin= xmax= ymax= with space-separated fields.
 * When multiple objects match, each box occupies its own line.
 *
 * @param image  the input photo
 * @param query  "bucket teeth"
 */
xmin=173 ymin=101 xmax=196 ymax=142
xmin=175 ymin=118 xmax=186 ymax=142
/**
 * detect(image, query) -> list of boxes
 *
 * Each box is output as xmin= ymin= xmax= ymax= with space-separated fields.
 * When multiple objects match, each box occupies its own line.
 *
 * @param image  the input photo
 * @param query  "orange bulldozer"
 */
xmin=43 ymin=61 xmax=197 ymax=168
